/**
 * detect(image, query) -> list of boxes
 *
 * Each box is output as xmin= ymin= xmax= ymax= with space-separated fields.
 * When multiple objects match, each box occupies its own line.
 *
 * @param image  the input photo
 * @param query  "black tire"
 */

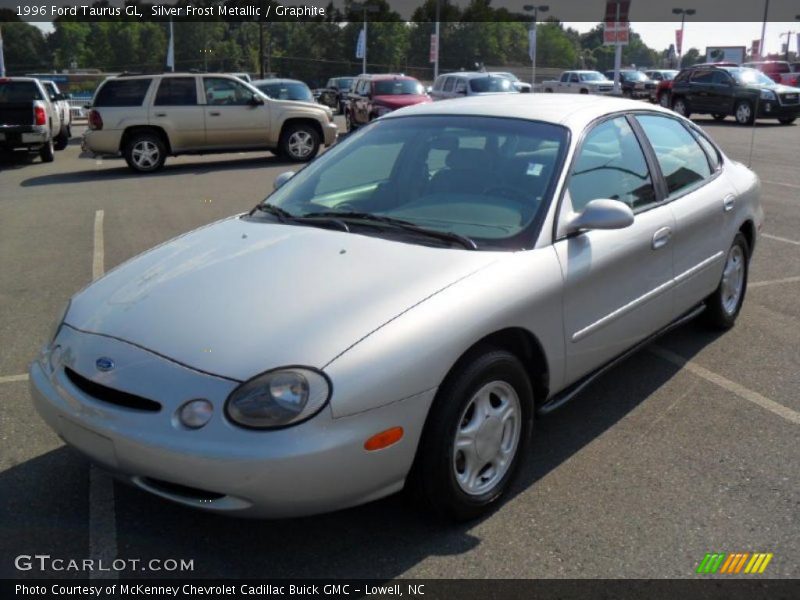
xmin=671 ymin=96 xmax=691 ymax=119
xmin=39 ymin=138 xmax=55 ymax=163
xmin=544 ymin=88 xmax=553 ymax=93
xmin=345 ymin=110 xmax=358 ymax=133
xmin=54 ymin=127 xmax=69 ymax=150
xmin=579 ymin=88 xmax=589 ymax=94
xmin=279 ymin=123 xmax=320 ymax=163
xmin=704 ymin=233 xmax=749 ymax=330
xmin=712 ymin=113 xmax=727 ymax=121
xmin=778 ymin=117 xmax=796 ymax=125
xmin=734 ymin=100 xmax=755 ymax=125
xmin=123 ymin=132 xmax=166 ymax=173
xmin=409 ymin=347 xmax=534 ymax=521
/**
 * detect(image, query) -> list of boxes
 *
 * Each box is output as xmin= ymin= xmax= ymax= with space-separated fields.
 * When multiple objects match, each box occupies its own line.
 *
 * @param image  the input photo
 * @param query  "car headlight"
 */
xmin=48 ymin=300 xmax=71 ymax=345
xmin=225 ymin=368 xmax=330 ymax=429
xmin=760 ymin=89 xmax=776 ymax=101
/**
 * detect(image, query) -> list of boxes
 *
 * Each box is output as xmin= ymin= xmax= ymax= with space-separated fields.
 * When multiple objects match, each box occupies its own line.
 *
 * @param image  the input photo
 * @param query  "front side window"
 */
xmin=580 ymin=72 xmax=606 ymax=82
xmin=155 ymin=77 xmax=198 ymax=106
xmin=443 ymin=77 xmax=455 ymax=92
xmin=569 ymin=74 xmax=580 ymax=83
xmin=257 ymin=82 xmax=312 ymax=102
xmin=568 ymin=117 xmax=656 ymax=212
xmin=262 ymin=116 xmax=568 ymax=248
xmin=454 ymin=79 xmax=467 ymax=94
xmin=636 ymin=115 xmax=712 ymax=196
xmin=203 ymin=77 xmax=253 ymax=105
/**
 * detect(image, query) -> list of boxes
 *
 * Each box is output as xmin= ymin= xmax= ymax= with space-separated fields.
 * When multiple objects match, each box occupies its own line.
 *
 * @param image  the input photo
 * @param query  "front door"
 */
xmin=554 ymin=115 xmax=675 ymax=382
xmin=202 ymin=77 xmax=269 ymax=149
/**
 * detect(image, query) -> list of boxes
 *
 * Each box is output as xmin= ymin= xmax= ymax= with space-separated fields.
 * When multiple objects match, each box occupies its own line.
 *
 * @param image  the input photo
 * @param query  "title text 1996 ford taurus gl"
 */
xmin=31 ymin=95 xmax=762 ymax=520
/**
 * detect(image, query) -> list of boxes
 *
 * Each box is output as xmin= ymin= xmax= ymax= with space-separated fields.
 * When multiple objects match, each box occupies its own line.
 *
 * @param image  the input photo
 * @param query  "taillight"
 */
xmin=88 ymin=109 xmax=103 ymax=130
xmin=34 ymin=105 xmax=46 ymax=126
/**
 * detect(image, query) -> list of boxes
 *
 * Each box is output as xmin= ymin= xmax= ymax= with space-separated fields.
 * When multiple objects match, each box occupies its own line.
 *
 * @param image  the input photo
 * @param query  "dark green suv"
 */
xmin=670 ymin=65 xmax=800 ymax=125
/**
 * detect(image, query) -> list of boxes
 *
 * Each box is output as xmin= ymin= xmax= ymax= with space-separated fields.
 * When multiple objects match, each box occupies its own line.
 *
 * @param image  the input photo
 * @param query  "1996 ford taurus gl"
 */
xmin=31 ymin=96 xmax=762 ymax=520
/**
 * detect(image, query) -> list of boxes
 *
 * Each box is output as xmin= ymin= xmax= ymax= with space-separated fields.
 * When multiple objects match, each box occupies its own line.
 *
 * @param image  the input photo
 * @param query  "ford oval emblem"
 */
xmin=96 ymin=357 xmax=115 ymax=372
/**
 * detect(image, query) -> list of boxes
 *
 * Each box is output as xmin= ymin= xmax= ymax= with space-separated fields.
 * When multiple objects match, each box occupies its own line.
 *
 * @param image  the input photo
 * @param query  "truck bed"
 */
xmin=0 ymin=103 xmax=35 ymax=127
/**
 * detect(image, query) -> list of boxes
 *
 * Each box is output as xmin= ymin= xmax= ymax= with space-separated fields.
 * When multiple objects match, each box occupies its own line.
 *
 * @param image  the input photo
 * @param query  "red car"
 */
xmin=741 ymin=61 xmax=800 ymax=87
xmin=345 ymin=74 xmax=430 ymax=132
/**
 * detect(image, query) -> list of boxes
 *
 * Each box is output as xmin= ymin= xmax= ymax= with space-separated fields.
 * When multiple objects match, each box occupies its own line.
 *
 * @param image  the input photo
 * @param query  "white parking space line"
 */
xmin=750 ymin=276 xmax=800 ymax=289
xmin=0 ymin=373 xmax=29 ymax=384
xmin=763 ymin=233 xmax=800 ymax=247
xmin=89 ymin=209 xmax=118 ymax=581
xmin=763 ymin=179 xmax=800 ymax=191
xmin=650 ymin=346 xmax=800 ymax=426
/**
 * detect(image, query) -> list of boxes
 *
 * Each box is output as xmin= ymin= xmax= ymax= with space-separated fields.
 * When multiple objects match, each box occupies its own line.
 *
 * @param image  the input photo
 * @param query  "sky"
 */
xmin=31 ymin=20 xmax=798 ymax=57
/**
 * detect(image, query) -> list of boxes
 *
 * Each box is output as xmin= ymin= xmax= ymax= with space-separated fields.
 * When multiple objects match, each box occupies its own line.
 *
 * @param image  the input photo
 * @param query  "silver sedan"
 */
xmin=30 ymin=95 xmax=762 ymax=520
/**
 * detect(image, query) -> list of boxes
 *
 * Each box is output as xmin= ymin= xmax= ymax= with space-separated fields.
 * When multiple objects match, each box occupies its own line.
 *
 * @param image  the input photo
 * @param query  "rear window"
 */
xmin=469 ymin=77 xmax=514 ymax=93
xmin=0 ymin=81 xmax=43 ymax=102
xmin=154 ymin=77 xmax=197 ymax=106
xmin=94 ymin=78 xmax=152 ymax=107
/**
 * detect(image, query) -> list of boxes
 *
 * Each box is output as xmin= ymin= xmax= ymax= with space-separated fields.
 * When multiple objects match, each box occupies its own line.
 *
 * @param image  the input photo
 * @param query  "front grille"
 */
xmin=64 ymin=367 xmax=161 ymax=412
xmin=780 ymin=93 xmax=799 ymax=105
xmin=140 ymin=477 xmax=225 ymax=501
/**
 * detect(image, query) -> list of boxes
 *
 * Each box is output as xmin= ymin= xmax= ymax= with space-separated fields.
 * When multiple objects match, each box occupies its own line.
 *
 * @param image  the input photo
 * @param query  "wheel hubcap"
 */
xmin=675 ymin=101 xmax=685 ymax=115
xmin=737 ymin=104 xmax=751 ymax=123
xmin=453 ymin=381 xmax=522 ymax=496
xmin=287 ymin=131 xmax=313 ymax=158
xmin=132 ymin=141 xmax=159 ymax=168
xmin=721 ymin=245 xmax=745 ymax=315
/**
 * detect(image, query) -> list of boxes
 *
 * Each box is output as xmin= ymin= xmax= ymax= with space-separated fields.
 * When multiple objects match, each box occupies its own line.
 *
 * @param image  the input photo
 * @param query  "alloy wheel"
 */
xmin=131 ymin=140 xmax=160 ymax=170
xmin=736 ymin=102 xmax=752 ymax=124
xmin=287 ymin=131 xmax=314 ymax=159
xmin=721 ymin=245 xmax=745 ymax=316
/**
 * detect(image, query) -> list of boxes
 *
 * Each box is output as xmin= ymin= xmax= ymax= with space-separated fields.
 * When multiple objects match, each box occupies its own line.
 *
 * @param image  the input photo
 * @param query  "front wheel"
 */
xmin=672 ymin=97 xmax=691 ymax=118
xmin=778 ymin=117 xmax=796 ymax=125
xmin=345 ymin=110 xmax=357 ymax=133
xmin=659 ymin=93 xmax=671 ymax=108
xmin=712 ymin=113 xmax=727 ymax=121
xmin=734 ymin=100 xmax=755 ymax=125
xmin=410 ymin=348 xmax=533 ymax=521
xmin=704 ymin=233 xmax=749 ymax=330
xmin=280 ymin=123 xmax=320 ymax=162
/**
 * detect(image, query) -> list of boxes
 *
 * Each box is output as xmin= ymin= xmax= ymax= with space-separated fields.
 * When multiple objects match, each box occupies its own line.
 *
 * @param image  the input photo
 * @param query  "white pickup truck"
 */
xmin=542 ymin=71 xmax=614 ymax=95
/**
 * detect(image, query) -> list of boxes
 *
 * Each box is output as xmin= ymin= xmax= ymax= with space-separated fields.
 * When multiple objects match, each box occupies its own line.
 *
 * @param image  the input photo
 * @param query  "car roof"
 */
xmin=252 ymin=78 xmax=305 ymax=86
xmin=366 ymin=74 xmax=417 ymax=82
xmin=383 ymin=94 xmax=674 ymax=132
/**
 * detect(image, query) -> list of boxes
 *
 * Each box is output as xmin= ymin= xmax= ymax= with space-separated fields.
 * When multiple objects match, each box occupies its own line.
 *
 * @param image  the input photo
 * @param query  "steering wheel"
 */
xmin=482 ymin=184 xmax=530 ymax=203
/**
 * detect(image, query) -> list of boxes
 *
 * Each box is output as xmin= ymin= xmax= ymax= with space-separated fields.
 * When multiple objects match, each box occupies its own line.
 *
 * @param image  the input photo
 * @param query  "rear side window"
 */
xmin=569 ymin=117 xmax=656 ymax=212
xmin=690 ymin=71 xmax=714 ymax=84
xmin=154 ymin=77 xmax=198 ymax=106
xmin=94 ymin=79 xmax=152 ymax=107
xmin=443 ymin=77 xmax=455 ymax=92
xmin=690 ymin=128 xmax=721 ymax=171
xmin=636 ymin=115 xmax=712 ymax=196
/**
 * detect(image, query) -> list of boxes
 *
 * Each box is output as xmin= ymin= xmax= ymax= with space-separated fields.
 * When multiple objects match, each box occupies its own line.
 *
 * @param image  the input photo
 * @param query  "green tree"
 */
xmin=0 ymin=18 xmax=49 ymax=73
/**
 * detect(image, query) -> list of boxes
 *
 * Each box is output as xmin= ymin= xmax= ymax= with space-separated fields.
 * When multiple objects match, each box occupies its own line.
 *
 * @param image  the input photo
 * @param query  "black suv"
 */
xmin=670 ymin=65 xmax=800 ymax=125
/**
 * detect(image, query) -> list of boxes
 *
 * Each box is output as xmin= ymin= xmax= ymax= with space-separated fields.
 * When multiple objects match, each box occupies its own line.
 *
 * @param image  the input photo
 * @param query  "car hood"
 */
xmin=373 ymin=94 xmax=431 ymax=109
xmin=65 ymin=216 xmax=500 ymax=381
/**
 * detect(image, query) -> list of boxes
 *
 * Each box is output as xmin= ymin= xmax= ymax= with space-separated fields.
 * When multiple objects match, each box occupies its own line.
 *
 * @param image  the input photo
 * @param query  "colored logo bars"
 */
xmin=696 ymin=552 xmax=773 ymax=574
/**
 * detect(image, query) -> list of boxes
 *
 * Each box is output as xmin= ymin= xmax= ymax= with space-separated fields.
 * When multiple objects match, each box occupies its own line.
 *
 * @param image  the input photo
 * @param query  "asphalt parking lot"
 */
xmin=1 ymin=113 xmax=798 ymax=580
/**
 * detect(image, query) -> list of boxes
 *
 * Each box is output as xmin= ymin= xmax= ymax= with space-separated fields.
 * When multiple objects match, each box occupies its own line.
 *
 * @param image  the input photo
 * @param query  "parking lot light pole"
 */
xmin=523 ymin=5 xmax=549 ymax=90
xmin=672 ymin=7 xmax=695 ymax=67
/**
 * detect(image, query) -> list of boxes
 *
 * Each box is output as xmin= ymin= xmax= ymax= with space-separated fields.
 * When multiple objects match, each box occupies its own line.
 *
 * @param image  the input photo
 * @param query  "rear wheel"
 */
xmin=39 ymin=138 xmax=55 ymax=163
xmin=544 ymin=88 xmax=553 ymax=93
xmin=54 ymin=127 xmax=69 ymax=150
xmin=778 ymin=117 xmax=796 ymax=125
xmin=704 ymin=233 xmax=749 ymax=330
xmin=712 ymin=113 xmax=727 ymax=121
xmin=124 ymin=133 xmax=166 ymax=173
xmin=672 ymin=97 xmax=691 ymax=118
xmin=280 ymin=123 xmax=320 ymax=162
xmin=345 ymin=110 xmax=358 ymax=132
xmin=579 ymin=88 xmax=589 ymax=94
xmin=659 ymin=93 xmax=671 ymax=108
xmin=734 ymin=100 xmax=755 ymax=125
xmin=410 ymin=348 xmax=533 ymax=521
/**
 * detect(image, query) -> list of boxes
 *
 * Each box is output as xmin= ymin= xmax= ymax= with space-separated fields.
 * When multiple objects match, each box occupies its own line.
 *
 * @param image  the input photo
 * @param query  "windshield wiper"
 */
xmin=252 ymin=203 xmax=293 ymax=221
xmin=301 ymin=211 xmax=478 ymax=250
xmin=251 ymin=203 xmax=350 ymax=232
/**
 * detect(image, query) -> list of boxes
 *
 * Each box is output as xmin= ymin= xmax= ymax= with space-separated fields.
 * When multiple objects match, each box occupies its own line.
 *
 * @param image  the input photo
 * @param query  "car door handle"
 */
xmin=723 ymin=194 xmax=735 ymax=212
xmin=652 ymin=227 xmax=672 ymax=250
xmin=209 ymin=111 xmax=221 ymax=116
xmin=154 ymin=112 xmax=166 ymax=117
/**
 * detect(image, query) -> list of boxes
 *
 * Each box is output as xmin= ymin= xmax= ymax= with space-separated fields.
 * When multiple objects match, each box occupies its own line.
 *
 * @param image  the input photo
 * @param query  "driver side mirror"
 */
xmin=565 ymin=199 xmax=634 ymax=235
xmin=249 ymin=94 xmax=265 ymax=106
xmin=273 ymin=171 xmax=296 ymax=190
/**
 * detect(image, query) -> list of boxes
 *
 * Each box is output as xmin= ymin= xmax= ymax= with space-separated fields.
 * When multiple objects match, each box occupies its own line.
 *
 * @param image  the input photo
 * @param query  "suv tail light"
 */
xmin=34 ymin=105 xmax=47 ymax=126
xmin=88 ymin=109 xmax=103 ymax=130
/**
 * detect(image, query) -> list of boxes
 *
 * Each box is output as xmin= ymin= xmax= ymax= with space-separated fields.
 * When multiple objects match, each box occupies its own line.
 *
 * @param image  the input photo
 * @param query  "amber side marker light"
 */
xmin=364 ymin=427 xmax=404 ymax=451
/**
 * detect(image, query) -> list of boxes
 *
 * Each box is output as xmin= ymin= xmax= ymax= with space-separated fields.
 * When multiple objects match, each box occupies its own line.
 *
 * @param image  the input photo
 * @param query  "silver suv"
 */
xmin=83 ymin=73 xmax=337 ymax=173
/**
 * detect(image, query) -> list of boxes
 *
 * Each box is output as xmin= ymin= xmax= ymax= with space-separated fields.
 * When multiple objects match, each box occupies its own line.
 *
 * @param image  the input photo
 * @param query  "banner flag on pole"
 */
xmin=0 ymin=27 xmax=6 ymax=78
xmin=356 ymin=28 xmax=366 ymax=59
xmin=166 ymin=19 xmax=175 ymax=71
xmin=528 ymin=27 xmax=537 ymax=61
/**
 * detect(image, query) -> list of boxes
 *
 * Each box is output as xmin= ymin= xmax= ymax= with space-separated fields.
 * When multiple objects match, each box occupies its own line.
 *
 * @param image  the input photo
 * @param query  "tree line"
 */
xmin=2 ymin=0 xmax=694 ymax=87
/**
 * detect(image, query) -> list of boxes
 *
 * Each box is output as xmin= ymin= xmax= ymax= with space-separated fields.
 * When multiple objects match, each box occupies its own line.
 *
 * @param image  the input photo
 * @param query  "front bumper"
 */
xmin=322 ymin=121 xmax=338 ymax=146
xmin=757 ymin=101 xmax=800 ymax=119
xmin=29 ymin=326 xmax=433 ymax=518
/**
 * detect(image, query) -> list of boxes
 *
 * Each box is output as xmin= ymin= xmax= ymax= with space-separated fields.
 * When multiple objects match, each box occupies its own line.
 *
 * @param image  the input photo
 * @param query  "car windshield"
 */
xmin=257 ymin=82 xmax=313 ymax=102
xmin=469 ymin=77 xmax=515 ymax=93
xmin=660 ymin=71 xmax=678 ymax=80
xmin=580 ymin=72 xmax=607 ymax=81
xmin=726 ymin=68 xmax=775 ymax=86
xmin=374 ymin=80 xmax=423 ymax=95
xmin=622 ymin=71 xmax=648 ymax=81
xmin=0 ymin=81 xmax=43 ymax=102
xmin=495 ymin=72 xmax=520 ymax=82
xmin=335 ymin=78 xmax=353 ymax=90
xmin=259 ymin=116 xmax=568 ymax=249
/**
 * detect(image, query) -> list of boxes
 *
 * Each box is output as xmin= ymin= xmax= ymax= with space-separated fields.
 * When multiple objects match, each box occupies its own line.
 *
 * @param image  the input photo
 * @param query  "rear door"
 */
xmin=554 ymin=115 xmax=675 ymax=382
xmin=151 ymin=76 xmax=205 ymax=151
xmin=706 ymin=70 xmax=736 ymax=114
xmin=202 ymin=76 xmax=269 ymax=148
xmin=634 ymin=114 xmax=729 ymax=318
